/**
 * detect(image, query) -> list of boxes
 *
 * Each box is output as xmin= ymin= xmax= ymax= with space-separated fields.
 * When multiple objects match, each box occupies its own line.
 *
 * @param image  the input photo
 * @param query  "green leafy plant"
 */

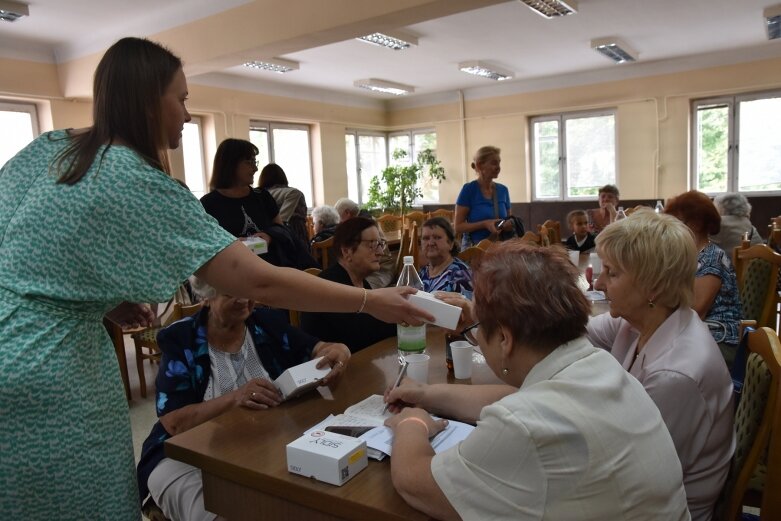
xmin=365 ymin=148 xmax=446 ymax=214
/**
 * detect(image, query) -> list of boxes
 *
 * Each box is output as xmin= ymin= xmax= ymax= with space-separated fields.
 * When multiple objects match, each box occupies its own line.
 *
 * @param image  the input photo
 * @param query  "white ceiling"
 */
xmin=2 ymin=0 xmax=780 ymax=104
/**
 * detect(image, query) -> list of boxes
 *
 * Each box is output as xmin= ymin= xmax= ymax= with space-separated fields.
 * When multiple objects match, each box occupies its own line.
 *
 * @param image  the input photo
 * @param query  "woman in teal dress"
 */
xmin=0 ymin=37 xmax=428 ymax=520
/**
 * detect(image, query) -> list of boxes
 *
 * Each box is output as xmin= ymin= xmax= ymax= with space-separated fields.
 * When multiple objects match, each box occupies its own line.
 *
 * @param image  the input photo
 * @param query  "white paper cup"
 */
xmin=568 ymin=250 xmax=580 ymax=266
xmin=451 ymin=341 xmax=473 ymax=379
xmin=588 ymin=252 xmax=602 ymax=278
xmin=405 ymin=353 xmax=430 ymax=383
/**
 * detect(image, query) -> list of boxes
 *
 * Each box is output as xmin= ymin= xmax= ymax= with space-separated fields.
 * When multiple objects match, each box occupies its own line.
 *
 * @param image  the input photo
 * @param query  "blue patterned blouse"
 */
xmin=419 ymin=257 xmax=474 ymax=297
xmin=697 ymin=243 xmax=742 ymax=346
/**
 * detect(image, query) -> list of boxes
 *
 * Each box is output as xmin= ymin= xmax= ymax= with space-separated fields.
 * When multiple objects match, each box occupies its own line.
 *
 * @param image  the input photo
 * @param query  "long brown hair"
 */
xmin=54 ymin=37 xmax=183 ymax=184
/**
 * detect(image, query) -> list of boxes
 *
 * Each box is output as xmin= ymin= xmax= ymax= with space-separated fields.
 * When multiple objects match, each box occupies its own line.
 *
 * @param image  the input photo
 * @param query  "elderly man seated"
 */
xmin=136 ymin=277 xmax=350 ymax=521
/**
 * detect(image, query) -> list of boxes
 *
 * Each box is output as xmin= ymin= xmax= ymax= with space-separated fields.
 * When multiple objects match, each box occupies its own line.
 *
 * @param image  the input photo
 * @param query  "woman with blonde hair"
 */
xmin=587 ymin=210 xmax=734 ymax=521
xmin=454 ymin=146 xmax=513 ymax=247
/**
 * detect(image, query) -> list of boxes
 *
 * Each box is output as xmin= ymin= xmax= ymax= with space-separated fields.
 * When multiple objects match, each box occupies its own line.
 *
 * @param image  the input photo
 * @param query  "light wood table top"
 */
xmin=165 ymin=327 xmax=501 ymax=521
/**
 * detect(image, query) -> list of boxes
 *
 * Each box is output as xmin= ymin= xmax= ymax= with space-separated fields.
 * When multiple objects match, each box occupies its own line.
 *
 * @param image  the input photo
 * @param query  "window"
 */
xmin=181 ymin=117 xmax=207 ymax=199
xmin=530 ymin=110 xmax=616 ymax=200
xmin=346 ymin=128 xmax=438 ymax=205
xmin=693 ymin=91 xmax=781 ymax=194
xmin=250 ymin=122 xmax=313 ymax=205
xmin=0 ymin=101 xmax=38 ymax=168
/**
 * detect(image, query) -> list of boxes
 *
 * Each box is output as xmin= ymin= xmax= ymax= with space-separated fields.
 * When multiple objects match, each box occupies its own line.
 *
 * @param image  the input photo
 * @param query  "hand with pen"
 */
xmin=382 ymin=378 xmax=448 ymax=438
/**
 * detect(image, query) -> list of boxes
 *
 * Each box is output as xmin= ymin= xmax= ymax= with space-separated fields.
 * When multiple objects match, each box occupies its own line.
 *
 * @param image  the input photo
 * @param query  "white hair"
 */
xmin=312 ymin=205 xmax=340 ymax=228
xmin=188 ymin=276 xmax=217 ymax=300
xmin=334 ymin=198 xmax=359 ymax=216
xmin=713 ymin=193 xmax=752 ymax=218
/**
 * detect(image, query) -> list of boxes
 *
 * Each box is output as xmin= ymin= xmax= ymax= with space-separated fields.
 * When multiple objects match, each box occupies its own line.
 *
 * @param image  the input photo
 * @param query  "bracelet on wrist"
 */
xmin=357 ymin=288 xmax=368 ymax=313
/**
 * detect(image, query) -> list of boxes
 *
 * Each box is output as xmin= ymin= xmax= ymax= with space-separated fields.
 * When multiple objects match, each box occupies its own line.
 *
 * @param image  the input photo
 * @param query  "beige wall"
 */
xmin=3 ymin=55 xmax=781 ymax=205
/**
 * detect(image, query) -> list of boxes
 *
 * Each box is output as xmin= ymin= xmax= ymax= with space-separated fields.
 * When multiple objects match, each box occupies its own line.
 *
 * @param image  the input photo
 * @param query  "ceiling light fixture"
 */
xmin=458 ymin=61 xmax=514 ymax=81
xmin=242 ymin=58 xmax=299 ymax=74
xmin=357 ymin=30 xmax=418 ymax=50
xmin=765 ymin=5 xmax=781 ymax=40
xmin=518 ymin=0 xmax=578 ymax=19
xmin=591 ymin=37 xmax=638 ymax=64
xmin=353 ymin=79 xmax=414 ymax=96
xmin=0 ymin=0 xmax=29 ymax=22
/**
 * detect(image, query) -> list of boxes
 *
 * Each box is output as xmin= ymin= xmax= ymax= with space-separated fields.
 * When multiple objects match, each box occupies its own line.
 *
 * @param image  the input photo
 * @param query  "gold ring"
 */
xmin=251 ymin=392 xmax=257 ymax=399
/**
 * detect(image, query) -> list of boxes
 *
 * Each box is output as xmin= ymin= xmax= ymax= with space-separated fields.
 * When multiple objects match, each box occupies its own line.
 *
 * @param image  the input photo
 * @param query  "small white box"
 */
xmin=274 ymin=357 xmax=331 ymax=400
xmin=286 ymin=430 xmax=368 ymax=486
xmin=243 ymin=237 xmax=268 ymax=255
xmin=408 ymin=291 xmax=461 ymax=330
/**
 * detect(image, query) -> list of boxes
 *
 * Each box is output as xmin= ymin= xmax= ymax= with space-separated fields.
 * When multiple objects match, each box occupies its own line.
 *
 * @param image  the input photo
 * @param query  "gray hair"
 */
xmin=312 ymin=205 xmax=340 ymax=228
xmin=334 ymin=197 xmax=360 ymax=217
xmin=713 ymin=193 xmax=752 ymax=218
xmin=189 ymin=276 xmax=218 ymax=300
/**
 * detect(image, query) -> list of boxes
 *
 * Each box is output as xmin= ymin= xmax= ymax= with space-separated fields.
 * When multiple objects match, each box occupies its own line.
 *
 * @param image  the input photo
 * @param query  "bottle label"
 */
xmin=397 ymin=324 xmax=426 ymax=353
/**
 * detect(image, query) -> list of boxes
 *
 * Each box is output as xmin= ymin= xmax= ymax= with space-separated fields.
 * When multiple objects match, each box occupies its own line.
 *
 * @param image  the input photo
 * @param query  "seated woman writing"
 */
xmin=418 ymin=217 xmax=473 ymax=297
xmin=136 ymin=277 xmax=350 ymax=521
xmin=301 ymin=217 xmax=396 ymax=352
xmin=384 ymin=242 xmax=690 ymax=521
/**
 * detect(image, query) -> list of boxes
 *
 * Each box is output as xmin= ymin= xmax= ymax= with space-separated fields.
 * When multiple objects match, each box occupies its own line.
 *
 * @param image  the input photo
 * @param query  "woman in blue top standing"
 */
xmin=454 ymin=146 xmax=513 ymax=247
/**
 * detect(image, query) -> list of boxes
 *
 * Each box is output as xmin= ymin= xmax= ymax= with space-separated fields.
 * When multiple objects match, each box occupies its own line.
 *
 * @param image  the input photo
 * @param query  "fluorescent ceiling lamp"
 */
xmin=357 ymin=30 xmax=418 ymax=50
xmin=354 ymin=79 xmax=414 ymax=96
xmin=0 ymin=0 xmax=29 ymax=22
xmin=458 ymin=61 xmax=513 ymax=81
xmin=518 ymin=0 xmax=577 ymax=18
xmin=591 ymin=37 xmax=637 ymax=64
xmin=242 ymin=58 xmax=299 ymax=74
xmin=765 ymin=4 xmax=781 ymax=40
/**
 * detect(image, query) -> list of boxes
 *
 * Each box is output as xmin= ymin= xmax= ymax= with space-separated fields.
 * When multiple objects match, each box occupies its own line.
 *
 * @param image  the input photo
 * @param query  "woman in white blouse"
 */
xmin=587 ymin=210 xmax=735 ymax=521
xmin=383 ymin=242 xmax=690 ymax=521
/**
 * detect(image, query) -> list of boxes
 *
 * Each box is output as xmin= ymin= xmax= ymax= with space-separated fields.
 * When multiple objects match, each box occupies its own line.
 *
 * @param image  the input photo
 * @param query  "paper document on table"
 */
xmin=304 ymin=394 xmax=474 ymax=461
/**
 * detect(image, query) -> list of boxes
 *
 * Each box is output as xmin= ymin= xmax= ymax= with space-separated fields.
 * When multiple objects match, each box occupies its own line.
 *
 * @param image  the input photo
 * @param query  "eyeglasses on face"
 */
xmin=244 ymin=158 xmax=259 ymax=167
xmin=360 ymin=239 xmax=388 ymax=251
xmin=462 ymin=322 xmax=480 ymax=346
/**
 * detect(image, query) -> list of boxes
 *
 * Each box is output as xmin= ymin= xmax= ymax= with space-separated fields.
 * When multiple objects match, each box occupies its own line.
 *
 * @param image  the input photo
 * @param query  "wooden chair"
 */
xmin=427 ymin=208 xmax=454 ymax=222
xmin=305 ymin=215 xmax=315 ymax=240
xmin=290 ymin=269 xmax=322 ymax=326
xmin=541 ymin=219 xmax=561 ymax=244
xmin=718 ymin=327 xmax=781 ymax=520
xmin=475 ymin=238 xmax=494 ymax=251
xmin=536 ymin=224 xmax=553 ymax=247
xmin=104 ymin=317 xmax=134 ymax=401
xmin=518 ymin=231 xmax=543 ymax=245
xmin=734 ymin=243 xmax=781 ymax=334
xmin=133 ymin=302 xmax=203 ymax=398
xmin=404 ymin=211 xmax=427 ymax=231
xmin=457 ymin=246 xmax=485 ymax=266
xmin=376 ymin=214 xmax=403 ymax=233
xmin=311 ymin=236 xmax=335 ymax=270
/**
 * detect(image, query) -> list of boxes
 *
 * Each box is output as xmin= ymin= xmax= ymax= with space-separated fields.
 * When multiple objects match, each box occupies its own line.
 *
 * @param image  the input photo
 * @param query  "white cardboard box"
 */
xmin=273 ymin=357 xmax=331 ymax=400
xmin=408 ymin=291 xmax=461 ymax=330
xmin=286 ymin=430 xmax=368 ymax=486
xmin=243 ymin=236 xmax=268 ymax=255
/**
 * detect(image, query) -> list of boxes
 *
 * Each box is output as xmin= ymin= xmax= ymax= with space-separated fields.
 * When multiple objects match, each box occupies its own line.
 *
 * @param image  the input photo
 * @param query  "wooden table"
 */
xmin=165 ymin=327 xmax=501 ymax=521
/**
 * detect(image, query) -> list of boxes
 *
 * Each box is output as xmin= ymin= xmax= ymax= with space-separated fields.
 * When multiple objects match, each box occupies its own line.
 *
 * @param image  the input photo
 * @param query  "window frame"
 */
xmin=250 ymin=120 xmax=314 ymax=205
xmin=691 ymin=89 xmax=781 ymax=196
xmin=529 ymin=108 xmax=617 ymax=201
xmin=181 ymin=115 xmax=208 ymax=198
xmin=0 ymin=100 xmax=40 ymax=167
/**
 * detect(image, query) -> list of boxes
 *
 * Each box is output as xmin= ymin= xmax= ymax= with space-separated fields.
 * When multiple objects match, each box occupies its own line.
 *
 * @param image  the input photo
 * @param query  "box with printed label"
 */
xmin=273 ymin=357 xmax=331 ymax=400
xmin=408 ymin=291 xmax=461 ymax=330
xmin=286 ymin=430 xmax=368 ymax=486
xmin=243 ymin=237 xmax=268 ymax=255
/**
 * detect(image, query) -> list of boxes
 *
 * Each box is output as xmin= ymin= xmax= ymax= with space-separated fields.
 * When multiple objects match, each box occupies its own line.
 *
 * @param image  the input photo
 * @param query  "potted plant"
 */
xmin=364 ymin=148 xmax=446 ymax=215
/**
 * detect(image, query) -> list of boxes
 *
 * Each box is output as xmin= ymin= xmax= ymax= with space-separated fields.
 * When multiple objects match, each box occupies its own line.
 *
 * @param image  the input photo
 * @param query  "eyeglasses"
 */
xmin=360 ymin=239 xmax=388 ymax=251
xmin=462 ymin=322 xmax=480 ymax=346
xmin=244 ymin=158 xmax=259 ymax=167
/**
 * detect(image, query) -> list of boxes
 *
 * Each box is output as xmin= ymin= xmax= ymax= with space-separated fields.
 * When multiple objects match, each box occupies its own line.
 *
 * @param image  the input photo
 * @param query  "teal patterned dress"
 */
xmin=0 ymin=131 xmax=235 ymax=520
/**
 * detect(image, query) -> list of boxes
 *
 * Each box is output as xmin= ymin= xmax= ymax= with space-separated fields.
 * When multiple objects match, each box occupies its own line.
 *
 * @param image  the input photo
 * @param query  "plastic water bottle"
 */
xmin=615 ymin=206 xmax=627 ymax=221
xmin=655 ymin=200 xmax=664 ymax=213
xmin=396 ymin=256 xmax=426 ymax=358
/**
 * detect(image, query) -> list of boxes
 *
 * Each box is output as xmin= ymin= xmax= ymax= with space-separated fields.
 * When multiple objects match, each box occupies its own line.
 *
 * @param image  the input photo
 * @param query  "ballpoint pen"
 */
xmin=383 ymin=360 xmax=409 ymax=413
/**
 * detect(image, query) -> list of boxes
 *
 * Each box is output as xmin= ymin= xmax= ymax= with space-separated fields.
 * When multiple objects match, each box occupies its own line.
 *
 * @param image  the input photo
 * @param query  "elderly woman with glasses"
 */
xmin=301 ymin=217 xmax=396 ymax=352
xmin=383 ymin=242 xmax=690 ymax=521
xmin=587 ymin=210 xmax=734 ymax=521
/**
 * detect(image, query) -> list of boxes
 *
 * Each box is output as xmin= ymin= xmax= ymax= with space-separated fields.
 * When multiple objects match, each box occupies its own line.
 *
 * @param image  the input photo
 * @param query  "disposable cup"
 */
xmin=405 ymin=353 xmax=430 ymax=383
xmin=451 ymin=342 xmax=473 ymax=379
xmin=568 ymin=250 xmax=580 ymax=266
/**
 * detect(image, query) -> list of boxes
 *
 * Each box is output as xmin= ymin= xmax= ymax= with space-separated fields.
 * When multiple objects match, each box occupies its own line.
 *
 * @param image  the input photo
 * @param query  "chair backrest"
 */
xmin=404 ymin=211 xmax=427 ymax=231
xmin=408 ymin=221 xmax=421 ymax=269
xmin=518 ymin=231 xmax=542 ymax=245
xmin=376 ymin=214 xmax=403 ymax=233
xmin=306 ymin=215 xmax=315 ymax=240
xmin=734 ymin=244 xmax=781 ymax=329
xmin=311 ymin=236 xmax=335 ymax=270
xmin=290 ymin=268 xmax=322 ymax=326
xmin=427 ymin=208 xmax=454 ymax=222
xmin=475 ymin=238 xmax=494 ymax=251
xmin=536 ymin=224 xmax=552 ymax=247
xmin=165 ymin=302 xmax=203 ymax=327
xmin=541 ymin=219 xmax=561 ymax=244
xmin=720 ymin=327 xmax=781 ymax=521
xmin=457 ymin=246 xmax=485 ymax=266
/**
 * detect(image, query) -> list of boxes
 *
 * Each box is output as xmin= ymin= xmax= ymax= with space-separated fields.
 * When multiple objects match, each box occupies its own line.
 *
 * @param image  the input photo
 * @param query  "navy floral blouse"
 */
xmin=136 ymin=306 xmax=317 ymax=504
